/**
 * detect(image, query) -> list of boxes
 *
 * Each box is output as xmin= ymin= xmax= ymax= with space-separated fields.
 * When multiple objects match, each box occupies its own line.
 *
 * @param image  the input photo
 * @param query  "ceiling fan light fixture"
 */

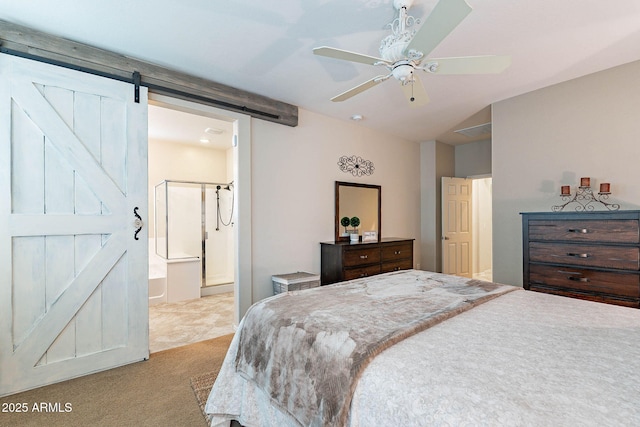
xmin=392 ymin=64 xmax=414 ymax=83
xmin=312 ymin=0 xmax=510 ymax=105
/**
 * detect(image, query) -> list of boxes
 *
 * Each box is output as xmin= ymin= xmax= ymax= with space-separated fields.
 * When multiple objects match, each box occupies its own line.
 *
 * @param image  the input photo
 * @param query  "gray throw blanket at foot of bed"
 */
xmin=234 ymin=269 xmax=516 ymax=427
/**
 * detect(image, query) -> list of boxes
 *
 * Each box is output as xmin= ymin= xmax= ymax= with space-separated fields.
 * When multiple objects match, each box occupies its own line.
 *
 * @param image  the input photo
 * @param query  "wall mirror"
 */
xmin=335 ymin=181 xmax=381 ymax=242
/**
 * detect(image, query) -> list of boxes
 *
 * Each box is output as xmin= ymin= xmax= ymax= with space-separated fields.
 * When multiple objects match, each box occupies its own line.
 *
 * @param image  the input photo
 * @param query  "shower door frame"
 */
xmin=155 ymin=179 xmax=234 ymax=287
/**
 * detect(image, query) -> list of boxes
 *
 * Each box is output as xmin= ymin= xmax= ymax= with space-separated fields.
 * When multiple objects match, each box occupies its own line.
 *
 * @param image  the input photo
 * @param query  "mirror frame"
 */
xmin=335 ymin=181 xmax=381 ymax=242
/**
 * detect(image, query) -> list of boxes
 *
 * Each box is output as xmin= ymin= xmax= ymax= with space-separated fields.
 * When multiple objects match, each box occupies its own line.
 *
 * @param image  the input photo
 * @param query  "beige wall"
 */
xmin=492 ymin=60 xmax=640 ymax=286
xmin=419 ymin=140 xmax=454 ymax=272
xmin=251 ymin=108 xmax=421 ymax=302
xmin=455 ymin=139 xmax=491 ymax=177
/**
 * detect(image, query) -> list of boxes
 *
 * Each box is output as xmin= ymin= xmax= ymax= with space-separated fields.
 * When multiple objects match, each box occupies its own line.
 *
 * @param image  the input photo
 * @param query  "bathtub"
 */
xmin=149 ymin=254 xmax=167 ymax=306
xmin=148 ymin=238 xmax=201 ymax=305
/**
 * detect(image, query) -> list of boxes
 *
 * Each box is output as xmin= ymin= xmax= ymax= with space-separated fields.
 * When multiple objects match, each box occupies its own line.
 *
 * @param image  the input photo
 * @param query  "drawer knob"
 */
xmin=394 ymin=251 xmax=401 ymax=255
xmin=567 ymin=252 xmax=590 ymax=258
xmin=567 ymin=228 xmax=588 ymax=234
xmin=360 ymin=255 xmax=368 ymax=259
xmin=568 ymin=276 xmax=590 ymax=283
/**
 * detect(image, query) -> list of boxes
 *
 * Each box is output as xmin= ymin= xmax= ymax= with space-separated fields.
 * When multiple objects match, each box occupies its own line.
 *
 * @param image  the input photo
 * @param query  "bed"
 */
xmin=205 ymin=270 xmax=640 ymax=426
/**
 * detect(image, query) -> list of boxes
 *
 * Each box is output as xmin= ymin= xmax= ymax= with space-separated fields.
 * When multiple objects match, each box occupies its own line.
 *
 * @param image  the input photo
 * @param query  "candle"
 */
xmin=599 ymin=183 xmax=610 ymax=193
xmin=580 ymin=177 xmax=590 ymax=187
xmin=561 ymin=185 xmax=571 ymax=195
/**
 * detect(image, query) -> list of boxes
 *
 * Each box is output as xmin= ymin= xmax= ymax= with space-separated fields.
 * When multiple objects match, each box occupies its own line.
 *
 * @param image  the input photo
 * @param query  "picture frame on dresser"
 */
xmin=521 ymin=210 xmax=640 ymax=308
xmin=362 ymin=231 xmax=378 ymax=242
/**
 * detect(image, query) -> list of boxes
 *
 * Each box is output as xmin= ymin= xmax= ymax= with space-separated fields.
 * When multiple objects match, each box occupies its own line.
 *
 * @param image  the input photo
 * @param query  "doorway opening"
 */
xmin=471 ymin=177 xmax=492 ymax=281
xmin=146 ymin=98 xmax=247 ymax=353
xmin=441 ymin=176 xmax=492 ymax=281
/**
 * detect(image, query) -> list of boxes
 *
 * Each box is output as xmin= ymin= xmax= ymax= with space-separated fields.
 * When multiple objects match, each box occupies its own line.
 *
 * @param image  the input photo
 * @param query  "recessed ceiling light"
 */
xmin=350 ymin=114 xmax=364 ymax=121
xmin=205 ymin=127 xmax=224 ymax=135
xmin=199 ymin=138 xmax=210 ymax=143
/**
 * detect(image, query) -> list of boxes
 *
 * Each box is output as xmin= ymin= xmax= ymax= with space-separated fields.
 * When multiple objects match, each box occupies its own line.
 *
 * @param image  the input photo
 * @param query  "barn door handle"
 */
xmin=134 ymin=207 xmax=143 ymax=240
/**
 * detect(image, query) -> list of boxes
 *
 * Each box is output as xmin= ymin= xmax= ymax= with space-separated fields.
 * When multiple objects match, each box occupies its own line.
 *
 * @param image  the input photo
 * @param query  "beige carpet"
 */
xmin=0 ymin=334 xmax=234 ymax=427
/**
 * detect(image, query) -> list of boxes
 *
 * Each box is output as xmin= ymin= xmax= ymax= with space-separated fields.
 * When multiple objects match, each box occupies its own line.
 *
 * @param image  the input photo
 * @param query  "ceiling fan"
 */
xmin=313 ymin=0 xmax=510 ymax=106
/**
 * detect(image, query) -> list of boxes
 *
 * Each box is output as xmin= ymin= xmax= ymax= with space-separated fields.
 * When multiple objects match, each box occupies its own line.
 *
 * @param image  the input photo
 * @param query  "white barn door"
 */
xmin=0 ymin=55 xmax=148 ymax=396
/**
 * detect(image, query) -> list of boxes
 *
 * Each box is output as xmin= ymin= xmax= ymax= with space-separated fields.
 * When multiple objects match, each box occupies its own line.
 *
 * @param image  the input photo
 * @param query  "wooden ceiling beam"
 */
xmin=0 ymin=19 xmax=298 ymax=127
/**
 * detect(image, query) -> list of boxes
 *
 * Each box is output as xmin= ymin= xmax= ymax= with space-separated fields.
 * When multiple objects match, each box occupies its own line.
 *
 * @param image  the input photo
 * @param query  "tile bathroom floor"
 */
xmin=149 ymin=292 xmax=235 ymax=353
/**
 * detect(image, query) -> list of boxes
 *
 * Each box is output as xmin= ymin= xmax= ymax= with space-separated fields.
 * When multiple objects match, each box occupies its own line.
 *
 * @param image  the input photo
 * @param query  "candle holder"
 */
xmin=552 ymin=183 xmax=619 ymax=212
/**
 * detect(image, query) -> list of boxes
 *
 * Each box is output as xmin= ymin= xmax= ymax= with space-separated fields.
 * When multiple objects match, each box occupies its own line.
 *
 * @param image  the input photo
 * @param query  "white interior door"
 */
xmin=0 ymin=54 xmax=148 ymax=396
xmin=441 ymin=177 xmax=473 ymax=277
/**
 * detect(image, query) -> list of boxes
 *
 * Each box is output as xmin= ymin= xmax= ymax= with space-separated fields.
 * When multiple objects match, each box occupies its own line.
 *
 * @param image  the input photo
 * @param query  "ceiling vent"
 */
xmin=454 ymin=122 xmax=492 ymax=138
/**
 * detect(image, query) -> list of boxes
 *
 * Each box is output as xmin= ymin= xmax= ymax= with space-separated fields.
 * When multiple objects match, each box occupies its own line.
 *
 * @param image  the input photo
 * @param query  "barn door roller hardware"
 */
xmin=0 ymin=42 xmax=144 ymax=103
xmin=133 ymin=71 xmax=141 ymax=103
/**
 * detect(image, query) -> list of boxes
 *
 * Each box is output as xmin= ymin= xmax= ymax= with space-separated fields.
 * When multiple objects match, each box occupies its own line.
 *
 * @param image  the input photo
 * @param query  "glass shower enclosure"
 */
xmin=154 ymin=180 xmax=234 ymax=288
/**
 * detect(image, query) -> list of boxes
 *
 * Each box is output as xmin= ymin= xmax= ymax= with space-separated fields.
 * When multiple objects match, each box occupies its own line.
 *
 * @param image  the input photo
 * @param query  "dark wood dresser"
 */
xmin=521 ymin=211 xmax=640 ymax=308
xmin=320 ymin=238 xmax=414 ymax=285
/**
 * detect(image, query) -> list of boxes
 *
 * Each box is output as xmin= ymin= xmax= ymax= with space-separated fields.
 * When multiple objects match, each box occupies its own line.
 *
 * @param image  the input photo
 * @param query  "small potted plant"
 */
xmin=350 ymin=216 xmax=360 ymax=242
xmin=340 ymin=216 xmax=350 ymax=236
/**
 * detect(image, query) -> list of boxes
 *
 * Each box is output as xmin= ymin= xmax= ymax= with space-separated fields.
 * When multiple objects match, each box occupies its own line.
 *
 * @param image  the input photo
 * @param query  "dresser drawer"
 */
xmin=381 ymin=242 xmax=413 ymax=262
xmin=527 ymin=286 xmax=640 ymax=308
xmin=343 ymin=247 xmax=380 ymax=267
xmin=529 ymin=264 xmax=640 ymax=298
xmin=321 ymin=239 xmax=414 ymax=285
xmin=344 ymin=264 xmax=381 ymax=280
xmin=381 ymin=259 xmax=413 ymax=274
xmin=528 ymin=219 xmax=639 ymax=243
xmin=529 ymin=242 xmax=640 ymax=270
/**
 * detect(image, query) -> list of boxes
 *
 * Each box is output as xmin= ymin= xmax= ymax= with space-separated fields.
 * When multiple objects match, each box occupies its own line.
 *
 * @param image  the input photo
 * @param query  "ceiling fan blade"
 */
xmin=428 ymin=55 xmax=511 ymax=74
xmin=401 ymin=73 xmax=429 ymax=107
xmin=331 ymin=76 xmax=387 ymax=102
xmin=313 ymin=46 xmax=388 ymax=66
xmin=406 ymin=0 xmax=472 ymax=57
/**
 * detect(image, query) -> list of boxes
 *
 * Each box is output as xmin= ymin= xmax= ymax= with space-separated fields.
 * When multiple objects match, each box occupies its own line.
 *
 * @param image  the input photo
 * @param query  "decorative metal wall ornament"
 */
xmin=552 ymin=183 xmax=620 ymax=212
xmin=338 ymin=155 xmax=375 ymax=176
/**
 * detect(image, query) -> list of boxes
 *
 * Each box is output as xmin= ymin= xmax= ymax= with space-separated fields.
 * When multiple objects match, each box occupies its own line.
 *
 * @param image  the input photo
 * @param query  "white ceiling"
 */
xmin=148 ymin=104 xmax=233 ymax=150
xmin=2 ymin=0 xmax=640 ymax=145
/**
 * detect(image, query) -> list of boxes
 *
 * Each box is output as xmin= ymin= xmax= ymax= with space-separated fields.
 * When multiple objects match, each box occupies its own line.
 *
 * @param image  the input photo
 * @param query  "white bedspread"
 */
xmin=206 ymin=288 xmax=640 ymax=426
